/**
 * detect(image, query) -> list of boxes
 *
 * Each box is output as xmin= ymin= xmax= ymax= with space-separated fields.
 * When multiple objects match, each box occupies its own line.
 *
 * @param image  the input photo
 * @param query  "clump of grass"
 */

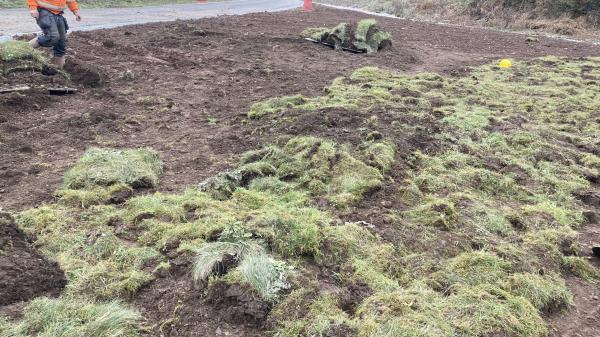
xmin=404 ymin=196 xmax=458 ymax=230
xmin=353 ymin=19 xmax=393 ymax=54
xmin=317 ymin=223 xmax=401 ymax=291
xmin=432 ymin=251 xmax=512 ymax=289
xmin=124 ymin=189 xmax=208 ymax=223
xmin=248 ymin=95 xmax=311 ymax=119
xmin=267 ymin=212 xmax=323 ymax=257
xmin=127 ymin=174 xmax=330 ymax=256
xmin=362 ymin=140 xmax=396 ymax=173
xmin=561 ymin=256 xmax=600 ymax=281
xmin=356 ymin=281 xmax=547 ymax=337
xmin=441 ymin=284 xmax=547 ymax=337
xmin=0 ymin=41 xmax=44 ymax=62
xmin=192 ymin=240 xmax=263 ymax=282
xmin=273 ymin=293 xmax=352 ymax=337
xmin=56 ymin=183 xmax=132 ymax=208
xmin=0 ymin=296 xmax=141 ymax=337
xmin=238 ymin=253 xmax=290 ymax=301
xmin=197 ymin=162 xmax=277 ymax=200
xmin=241 ymin=136 xmax=387 ymax=208
xmin=0 ymin=40 xmax=46 ymax=75
xmin=501 ymin=273 xmax=573 ymax=312
xmin=63 ymin=147 xmax=162 ymax=189
xmin=300 ymin=27 xmax=331 ymax=40
xmin=193 ymin=240 xmax=289 ymax=300
xmin=16 ymin=205 xmax=160 ymax=300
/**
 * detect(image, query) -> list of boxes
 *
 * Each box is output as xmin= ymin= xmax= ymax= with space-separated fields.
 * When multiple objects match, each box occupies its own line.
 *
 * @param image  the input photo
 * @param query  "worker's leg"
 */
xmin=51 ymin=15 xmax=68 ymax=68
xmin=35 ymin=10 xmax=61 ymax=48
xmin=52 ymin=16 xmax=67 ymax=57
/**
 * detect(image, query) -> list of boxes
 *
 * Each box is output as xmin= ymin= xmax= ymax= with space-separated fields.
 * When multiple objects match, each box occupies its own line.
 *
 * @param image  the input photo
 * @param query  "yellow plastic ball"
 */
xmin=499 ymin=59 xmax=513 ymax=68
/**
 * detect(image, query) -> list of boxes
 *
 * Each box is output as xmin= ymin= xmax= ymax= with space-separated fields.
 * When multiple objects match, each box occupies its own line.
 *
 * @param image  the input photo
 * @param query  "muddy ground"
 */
xmin=1 ymin=5 xmax=600 ymax=337
xmin=0 ymin=212 xmax=66 ymax=318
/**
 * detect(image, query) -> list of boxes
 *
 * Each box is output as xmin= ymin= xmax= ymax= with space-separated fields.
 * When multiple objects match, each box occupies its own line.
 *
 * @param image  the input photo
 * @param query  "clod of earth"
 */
xmin=302 ymin=19 xmax=392 ymax=54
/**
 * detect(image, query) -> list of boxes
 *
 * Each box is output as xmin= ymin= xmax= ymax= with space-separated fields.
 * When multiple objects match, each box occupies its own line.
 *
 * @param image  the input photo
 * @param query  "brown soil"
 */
xmin=0 ymin=212 xmax=66 ymax=313
xmin=2 ymin=5 xmax=600 ymax=336
xmin=3 ymin=6 xmax=600 ymax=212
xmin=547 ymin=182 xmax=600 ymax=337
xmin=134 ymin=276 xmax=266 ymax=337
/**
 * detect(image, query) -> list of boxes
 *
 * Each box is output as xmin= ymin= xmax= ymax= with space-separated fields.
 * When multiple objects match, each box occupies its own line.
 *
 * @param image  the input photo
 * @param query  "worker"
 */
xmin=27 ymin=0 xmax=82 ymax=69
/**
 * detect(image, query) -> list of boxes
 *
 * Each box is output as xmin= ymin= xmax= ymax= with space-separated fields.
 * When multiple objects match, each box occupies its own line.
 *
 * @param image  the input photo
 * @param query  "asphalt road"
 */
xmin=0 ymin=0 xmax=302 ymax=39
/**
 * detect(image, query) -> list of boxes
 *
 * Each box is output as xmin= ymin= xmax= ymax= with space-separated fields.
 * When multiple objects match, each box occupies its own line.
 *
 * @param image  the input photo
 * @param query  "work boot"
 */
xmin=29 ymin=37 xmax=39 ymax=48
xmin=50 ymin=56 xmax=66 ymax=69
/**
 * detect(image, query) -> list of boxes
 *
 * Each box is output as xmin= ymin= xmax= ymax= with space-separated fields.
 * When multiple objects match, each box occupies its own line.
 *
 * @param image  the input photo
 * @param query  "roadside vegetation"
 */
xmin=320 ymin=0 xmax=600 ymax=37
xmin=1 ymin=56 xmax=599 ymax=336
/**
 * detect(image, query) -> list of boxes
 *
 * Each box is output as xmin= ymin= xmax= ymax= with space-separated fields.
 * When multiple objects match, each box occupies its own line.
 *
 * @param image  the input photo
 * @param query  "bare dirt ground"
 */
xmin=0 ymin=212 xmax=66 ymax=318
xmin=2 ymin=5 xmax=600 ymax=336
xmin=546 ymin=183 xmax=600 ymax=337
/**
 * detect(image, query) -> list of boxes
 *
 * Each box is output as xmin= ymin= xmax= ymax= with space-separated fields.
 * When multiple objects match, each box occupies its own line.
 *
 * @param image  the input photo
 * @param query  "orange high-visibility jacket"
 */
xmin=27 ymin=0 xmax=79 ymax=14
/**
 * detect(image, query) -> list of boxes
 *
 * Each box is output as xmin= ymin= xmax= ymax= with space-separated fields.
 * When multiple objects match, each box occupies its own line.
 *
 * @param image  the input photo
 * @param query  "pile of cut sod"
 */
xmin=302 ymin=19 xmax=392 ymax=54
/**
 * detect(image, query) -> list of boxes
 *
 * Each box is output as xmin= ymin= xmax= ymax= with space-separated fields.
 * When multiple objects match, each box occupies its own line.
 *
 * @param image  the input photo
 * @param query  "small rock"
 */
xmin=215 ymin=327 xmax=222 ymax=335
xmin=380 ymin=200 xmax=392 ymax=208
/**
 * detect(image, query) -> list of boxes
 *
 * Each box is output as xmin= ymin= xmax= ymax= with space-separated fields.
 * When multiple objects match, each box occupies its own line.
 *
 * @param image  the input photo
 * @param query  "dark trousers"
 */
xmin=36 ymin=8 xmax=69 ymax=57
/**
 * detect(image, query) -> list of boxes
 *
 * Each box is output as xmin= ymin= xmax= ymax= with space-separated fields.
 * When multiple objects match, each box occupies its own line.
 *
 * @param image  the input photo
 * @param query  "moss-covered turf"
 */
xmin=0 ymin=41 xmax=47 ymax=76
xmin=62 ymin=147 xmax=162 ymax=189
xmin=3 ymin=57 xmax=600 ymax=337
